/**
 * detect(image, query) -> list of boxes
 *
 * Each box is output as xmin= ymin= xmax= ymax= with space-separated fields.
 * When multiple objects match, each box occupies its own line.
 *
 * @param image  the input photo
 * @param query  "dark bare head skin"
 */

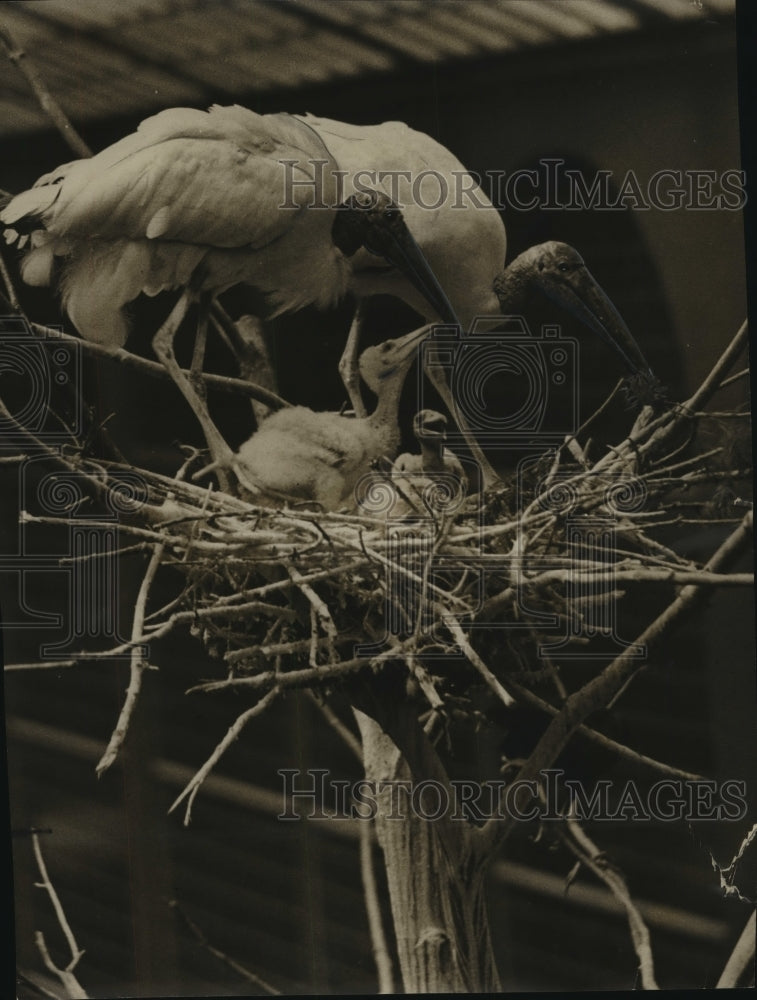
xmin=332 ymin=189 xmax=459 ymax=325
xmin=494 ymin=241 xmax=653 ymax=377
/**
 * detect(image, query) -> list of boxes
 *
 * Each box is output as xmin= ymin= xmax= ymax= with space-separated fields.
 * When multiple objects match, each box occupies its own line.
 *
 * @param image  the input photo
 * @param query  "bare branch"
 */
xmin=31 ymin=833 xmax=88 ymax=999
xmin=506 ymin=680 xmax=704 ymax=782
xmin=685 ymin=320 xmax=749 ymax=413
xmin=307 ymin=691 xmax=363 ymax=761
xmin=716 ymin=910 xmax=756 ymax=988
xmin=168 ymin=688 xmax=280 ymax=825
xmin=27 ymin=320 xmax=291 ymax=408
xmin=360 ymin=818 xmax=395 ymax=994
xmin=446 ymin=617 xmax=515 ymax=707
xmin=168 ymin=899 xmax=281 ymax=994
xmin=96 ymin=542 xmax=165 ymax=775
xmin=560 ymin=813 xmax=659 ymax=989
xmin=0 ymin=19 xmax=91 ymax=157
xmin=481 ymin=510 xmax=753 ymax=851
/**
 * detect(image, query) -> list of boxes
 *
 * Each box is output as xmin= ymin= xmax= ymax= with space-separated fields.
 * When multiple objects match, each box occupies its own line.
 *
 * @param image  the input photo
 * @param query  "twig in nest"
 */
xmin=188 ymin=652 xmax=393 ymax=695
xmin=31 ymin=832 xmax=89 ymax=999
xmin=406 ymin=652 xmax=446 ymax=714
xmin=446 ymin=617 xmax=515 ymax=707
xmin=289 ymin=565 xmax=338 ymax=664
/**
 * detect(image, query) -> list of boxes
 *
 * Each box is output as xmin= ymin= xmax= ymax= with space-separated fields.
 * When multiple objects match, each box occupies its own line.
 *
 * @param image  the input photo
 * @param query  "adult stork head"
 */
xmin=332 ymin=189 xmax=459 ymax=326
xmin=493 ymin=241 xmax=652 ymax=378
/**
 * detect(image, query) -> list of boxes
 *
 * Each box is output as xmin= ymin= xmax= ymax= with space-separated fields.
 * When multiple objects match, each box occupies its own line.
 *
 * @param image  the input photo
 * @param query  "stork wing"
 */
xmin=2 ymin=106 xmax=339 ymax=250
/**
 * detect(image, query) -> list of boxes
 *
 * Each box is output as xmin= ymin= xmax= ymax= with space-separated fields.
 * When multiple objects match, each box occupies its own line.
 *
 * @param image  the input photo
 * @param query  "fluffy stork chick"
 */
xmin=232 ymin=325 xmax=432 ymax=512
xmin=391 ymin=410 xmax=468 ymax=517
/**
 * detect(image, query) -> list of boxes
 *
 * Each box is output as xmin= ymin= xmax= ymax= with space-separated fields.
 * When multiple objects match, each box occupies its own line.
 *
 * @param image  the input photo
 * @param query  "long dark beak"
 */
xmin=366 ymin=223 xmax=460 ymax=327
xmin=547 ymin=267 xmax=653 ymax=377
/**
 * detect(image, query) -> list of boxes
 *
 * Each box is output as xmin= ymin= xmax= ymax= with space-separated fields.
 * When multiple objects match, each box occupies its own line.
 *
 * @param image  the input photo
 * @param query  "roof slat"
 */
xmin=0 ymin=0 xmax=735 ymax=136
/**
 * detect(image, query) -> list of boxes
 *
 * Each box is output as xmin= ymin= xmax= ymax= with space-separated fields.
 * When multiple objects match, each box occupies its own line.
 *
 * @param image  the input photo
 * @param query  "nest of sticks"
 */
xmin=9 ymin=322 xmax=752 ymax=811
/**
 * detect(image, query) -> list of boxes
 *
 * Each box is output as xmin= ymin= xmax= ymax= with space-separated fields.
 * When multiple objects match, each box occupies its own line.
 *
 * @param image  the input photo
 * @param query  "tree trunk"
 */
xmin=355 ymin=709 xmax=501 ymax=993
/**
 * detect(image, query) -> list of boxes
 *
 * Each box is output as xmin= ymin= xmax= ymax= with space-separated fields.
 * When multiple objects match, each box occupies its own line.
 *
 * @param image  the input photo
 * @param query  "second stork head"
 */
xmin=493 ymin=241 xmax=652 ymax=378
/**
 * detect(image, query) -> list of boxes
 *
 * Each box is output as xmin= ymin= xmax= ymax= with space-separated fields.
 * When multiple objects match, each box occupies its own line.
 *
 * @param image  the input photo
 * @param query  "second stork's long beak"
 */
xmin=349 ymin=191 xmax=460 ymax=327
xmin=545 ymin=264 xmax=653 ymax=378
xmin=375 ymin=223 xmax=460 ymax=327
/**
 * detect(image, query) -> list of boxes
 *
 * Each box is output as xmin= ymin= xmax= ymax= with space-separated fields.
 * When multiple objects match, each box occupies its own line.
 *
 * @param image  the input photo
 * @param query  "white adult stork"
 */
xmin=232 ymin=324 xmax=433 ymax=511
xmin=0 ymin=105 xmax=458 ymax=472
xmin=2 ymin=105 xmax=652 ymax=488
xmin=292 ymin=117 xmax=652 ymax=463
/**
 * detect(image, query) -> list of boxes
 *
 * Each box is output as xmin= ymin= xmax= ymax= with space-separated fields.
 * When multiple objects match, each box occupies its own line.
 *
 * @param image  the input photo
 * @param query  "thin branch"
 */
xmin=506 ymin=680 xmax=704 ymax=782
xmin=685 ymin=320 xmax=749 ymax=413
xmin=561 ymin=812 xmax=659 ymax=989
xmin=360 ymin=818 xmax=395 ymax=994
xmin=31 ymin=833 xmax=88 ymax=999
xmin=168 ymin=688 xmax=280 ymax=825
xmin=446 ymin=617 xmax=515 ymax=707
xmin=28 ymin=321 xmax=291 ymax=408
xmin=96 ymin=542 xmax=165 ymax=776
xmin=306 ymin=692 xmax=395 ymax=994
xmin=188 ymin=653 xmax=389 ymax=695
xmin=718 ymin=367 xmax=750 ymax=390
xmin=481 ymin=510 xmax=753 ymax=851
xmin=168 ymin=899 xmax=281 ymax=994
xmin=716 ymin=910 xmax=756 ymax=988
xmin=307 ymin=691 xmax=363 ymax=761
xmin=0 ymin=19 xmax=92 ymax=157
xmin=289 ymin=565 xmax=338 ymax=663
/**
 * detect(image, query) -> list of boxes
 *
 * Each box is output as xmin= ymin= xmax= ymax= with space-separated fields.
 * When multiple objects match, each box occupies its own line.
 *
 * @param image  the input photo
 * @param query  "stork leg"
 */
xmin=189 ymin=292 xmax=211 ymax=403
xmin=152 ymin=290 xmax=234 ymax=491
xmin=232 ymin=315 xmax=279 ymax=426
xmin=423 ymin=362 xmax=500 ymax=491
xmin=339 ymin=302 xmax=367 ymax=418
xmin=209 ymin=302 xmax=279 ymax=425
